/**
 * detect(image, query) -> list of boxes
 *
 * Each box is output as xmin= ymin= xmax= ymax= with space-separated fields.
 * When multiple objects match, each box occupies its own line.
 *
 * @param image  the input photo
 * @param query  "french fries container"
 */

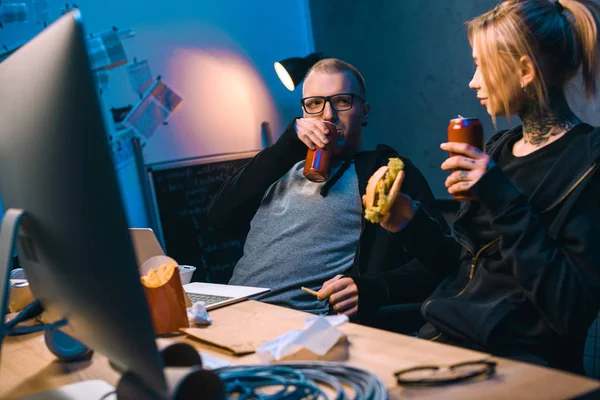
xmin=140 ymin=255 xmax=189 ymax=335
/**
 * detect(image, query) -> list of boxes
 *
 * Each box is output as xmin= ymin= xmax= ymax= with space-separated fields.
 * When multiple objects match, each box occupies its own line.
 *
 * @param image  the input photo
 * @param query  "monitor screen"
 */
xmin=0 ymin=11 xmax=166 ymax=396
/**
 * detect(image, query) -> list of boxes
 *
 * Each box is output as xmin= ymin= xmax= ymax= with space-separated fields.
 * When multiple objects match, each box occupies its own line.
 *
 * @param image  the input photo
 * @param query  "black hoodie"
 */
xmin=355 ymin=123 xmax=600 ymax=374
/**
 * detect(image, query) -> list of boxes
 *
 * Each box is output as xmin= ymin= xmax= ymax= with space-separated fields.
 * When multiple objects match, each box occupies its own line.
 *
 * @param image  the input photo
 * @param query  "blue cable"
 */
xmin=215 ymin=362 xmax=387 ymax=399
xmin=219 ymin=366 xmax=327 ymax=399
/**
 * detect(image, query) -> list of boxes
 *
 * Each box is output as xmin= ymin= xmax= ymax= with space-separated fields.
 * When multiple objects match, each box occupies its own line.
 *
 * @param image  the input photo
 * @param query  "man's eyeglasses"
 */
xmin=300 ymin=93 xmax=365 ymax=114
xmin=394 ymin=360 xmax=497 ymax=387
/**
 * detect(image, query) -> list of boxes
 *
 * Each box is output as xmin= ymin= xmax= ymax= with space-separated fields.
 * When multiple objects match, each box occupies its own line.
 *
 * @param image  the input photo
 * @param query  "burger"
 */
xmin=364 ymin=157 xmax=405 ymax=223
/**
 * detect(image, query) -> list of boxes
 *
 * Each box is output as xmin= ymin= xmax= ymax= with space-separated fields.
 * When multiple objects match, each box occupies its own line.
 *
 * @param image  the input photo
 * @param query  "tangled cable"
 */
xmin=214 ymin=361 xmax=387 ymax=399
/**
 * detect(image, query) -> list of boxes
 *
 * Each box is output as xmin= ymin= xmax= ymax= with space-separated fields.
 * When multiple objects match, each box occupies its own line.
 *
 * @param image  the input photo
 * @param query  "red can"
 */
xmin=447 ymin=116 xmax=484 ymax=152
xmin=447 ymin=116 xmax=484 ymax=200
xmin=303 ymin=121 xmax=337 ymax=182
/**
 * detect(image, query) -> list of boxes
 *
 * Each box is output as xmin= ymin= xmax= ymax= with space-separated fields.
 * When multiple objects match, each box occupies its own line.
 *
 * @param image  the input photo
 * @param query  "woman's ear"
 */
xmin=519 ymin=55 xmax=536 ymax=88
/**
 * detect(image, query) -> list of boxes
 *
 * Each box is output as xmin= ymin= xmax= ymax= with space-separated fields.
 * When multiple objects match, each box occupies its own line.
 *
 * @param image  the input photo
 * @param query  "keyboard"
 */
xmin=186 ymin=292 xmax=234 ymax=306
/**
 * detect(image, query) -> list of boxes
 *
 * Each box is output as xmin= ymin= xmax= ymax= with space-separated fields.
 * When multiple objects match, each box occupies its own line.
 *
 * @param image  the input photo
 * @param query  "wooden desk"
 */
xmin=1 ymin=300 xmax=599 ymax=399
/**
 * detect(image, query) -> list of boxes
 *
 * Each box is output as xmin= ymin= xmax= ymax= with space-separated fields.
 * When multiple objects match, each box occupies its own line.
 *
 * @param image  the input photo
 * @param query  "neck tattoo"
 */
xmin=518 ymin=87 xmax=581 ymax=146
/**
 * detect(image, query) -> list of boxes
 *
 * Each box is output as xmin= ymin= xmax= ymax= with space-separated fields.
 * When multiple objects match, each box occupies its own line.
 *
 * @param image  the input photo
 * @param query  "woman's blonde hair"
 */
xmin=467 ymin=0 xmax=600 ymax=120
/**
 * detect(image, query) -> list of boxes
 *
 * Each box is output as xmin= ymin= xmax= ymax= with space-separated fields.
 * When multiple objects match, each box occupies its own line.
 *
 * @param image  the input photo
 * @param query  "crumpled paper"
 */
xmin=257 ymin=314 xmax=348 ymax=362
xmin=187 ymin=301 xmax=212 ymax=325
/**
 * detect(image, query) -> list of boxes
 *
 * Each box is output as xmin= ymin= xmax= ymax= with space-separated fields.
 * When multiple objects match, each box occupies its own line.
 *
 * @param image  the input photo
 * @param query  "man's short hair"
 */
xmin=305 ymin=58 xmax=367 ymax=100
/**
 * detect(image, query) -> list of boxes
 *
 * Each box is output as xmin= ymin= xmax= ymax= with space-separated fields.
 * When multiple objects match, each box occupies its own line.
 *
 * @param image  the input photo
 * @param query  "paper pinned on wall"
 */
xmin=31 ymin=0 xmax=48 ymax=24
xmin=126 ymin=59 xmax=153 ymax=94
xmin=0 ymin=3 xmax=28 ymax=25
xmin=117 ymin=28 xmax=135 ymax=40
xmin=109 ymin=127 xmax=140 ymax=170
xmin=93 ymin=70 xmax=110 ymax=93
xmin=122 ymin=78 xmax=183 ymax=140
xmin=59 ymin=3 xmax=76 ymax=15
xmin=85 ymin=30 xmax=128 ymax=71
xmin=109 ymin=79 xmax=183 ymax=169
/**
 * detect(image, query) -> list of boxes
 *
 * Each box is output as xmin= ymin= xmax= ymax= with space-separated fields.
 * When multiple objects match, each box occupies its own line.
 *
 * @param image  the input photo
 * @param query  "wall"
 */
xmin=309 ymin=0 xmax=600 ymax=199
xmin=0 ymin=0 xmax=314 ymax=226
xmin=3 ymin=0 xmax=599 ymax=214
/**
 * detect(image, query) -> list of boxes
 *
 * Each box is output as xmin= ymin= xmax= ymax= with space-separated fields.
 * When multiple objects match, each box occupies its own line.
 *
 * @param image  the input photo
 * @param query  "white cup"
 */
xmin=179 ymin=265 xmax=196 ymax=285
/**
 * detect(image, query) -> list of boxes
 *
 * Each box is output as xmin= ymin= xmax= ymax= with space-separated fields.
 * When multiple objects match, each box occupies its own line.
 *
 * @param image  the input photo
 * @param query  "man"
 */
xmin=208 ymin=58 xmax=446 ymax=319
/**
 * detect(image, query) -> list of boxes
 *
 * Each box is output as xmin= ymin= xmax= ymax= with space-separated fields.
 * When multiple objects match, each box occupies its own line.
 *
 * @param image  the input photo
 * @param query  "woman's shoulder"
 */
xmin=484 ymin=126 xmax=522 ymax=155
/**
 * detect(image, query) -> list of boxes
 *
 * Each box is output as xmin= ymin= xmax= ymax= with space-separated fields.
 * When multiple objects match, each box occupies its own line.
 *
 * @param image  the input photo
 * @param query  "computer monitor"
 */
xmin=0 ymin=11 xmax=166 ymax=396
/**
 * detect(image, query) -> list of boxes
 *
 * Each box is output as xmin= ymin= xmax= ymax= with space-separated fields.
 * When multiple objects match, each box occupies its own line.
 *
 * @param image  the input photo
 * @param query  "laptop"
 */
xmin=129 ymin=228 xmax=269 ymax=310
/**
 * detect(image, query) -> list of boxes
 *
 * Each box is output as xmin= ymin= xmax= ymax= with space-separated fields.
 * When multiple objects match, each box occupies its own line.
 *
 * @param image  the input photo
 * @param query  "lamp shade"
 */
xmin=274 ymin=52 xmax=324 ymax=91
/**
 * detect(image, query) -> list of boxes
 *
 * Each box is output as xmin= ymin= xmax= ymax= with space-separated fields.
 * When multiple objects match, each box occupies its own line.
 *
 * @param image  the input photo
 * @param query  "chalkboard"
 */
xmin=147 ymin=151 xmax=258 ymax=284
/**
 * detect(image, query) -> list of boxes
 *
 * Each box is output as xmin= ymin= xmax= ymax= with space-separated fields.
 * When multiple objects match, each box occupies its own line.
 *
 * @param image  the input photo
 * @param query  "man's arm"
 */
xmin=323 ymin=154 xmax=461 ymax=315
xmin=350 ymin=203 xmax=460 ymax=313
xmin=207 ymin=119 xmax=306 ymax=235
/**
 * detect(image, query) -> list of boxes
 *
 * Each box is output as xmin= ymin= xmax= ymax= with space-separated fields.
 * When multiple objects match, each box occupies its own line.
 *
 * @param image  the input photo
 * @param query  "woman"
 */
xmin=354 ymin=0 xmax=600 ymax=374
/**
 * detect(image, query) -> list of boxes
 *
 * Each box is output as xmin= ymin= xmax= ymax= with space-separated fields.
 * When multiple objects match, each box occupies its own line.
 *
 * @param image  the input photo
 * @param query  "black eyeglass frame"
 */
xmin=394 ymin=360 xmax=497 ymax=387
xmin=300 ymin=93 xmax=365 ymax=114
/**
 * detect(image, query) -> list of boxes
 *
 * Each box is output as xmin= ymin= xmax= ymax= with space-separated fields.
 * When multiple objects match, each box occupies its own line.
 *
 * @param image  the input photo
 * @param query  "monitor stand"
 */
xmin=0 ymin=209 xmax=225 ymax=399
xmin=0 ymin=208 xmax=27 ymax=351
xmin=0 ymin=209 xmax=91 ymax=360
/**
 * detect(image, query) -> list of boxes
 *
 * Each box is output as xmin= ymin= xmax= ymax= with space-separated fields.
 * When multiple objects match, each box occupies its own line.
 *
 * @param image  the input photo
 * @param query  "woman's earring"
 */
xmin=521 ymin=83 xmax=526 ymax=92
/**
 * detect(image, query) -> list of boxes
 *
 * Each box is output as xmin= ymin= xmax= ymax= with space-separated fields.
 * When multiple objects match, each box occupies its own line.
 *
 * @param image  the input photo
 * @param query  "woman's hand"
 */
xmin=440 ymin=142 xmax=494 ymax=196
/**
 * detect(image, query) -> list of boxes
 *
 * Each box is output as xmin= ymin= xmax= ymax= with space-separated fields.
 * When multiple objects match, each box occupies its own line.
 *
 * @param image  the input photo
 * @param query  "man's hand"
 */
xmin=379 ymin=192 xmax=418 ymax=233
xmin=295 ymin=118 xmax=331 ymax=150
xmin=317 ymin=274 xmax=358 ymax=317
xmin=362 ymin=170 xmax=418 ymax=233
xmin=440 ymin=142 xmax=494 ymax=196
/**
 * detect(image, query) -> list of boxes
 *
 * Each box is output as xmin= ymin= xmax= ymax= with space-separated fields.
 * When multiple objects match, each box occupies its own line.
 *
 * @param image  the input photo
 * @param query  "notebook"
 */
xmin=129 ymin=228 xmax=269 ymax=310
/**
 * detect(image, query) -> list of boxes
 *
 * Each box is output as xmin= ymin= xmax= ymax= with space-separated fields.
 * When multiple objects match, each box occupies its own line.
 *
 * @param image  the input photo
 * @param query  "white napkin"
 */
xmin=257 ymin=315 xmax=348 ymax=362
xmin=187 ymin=301 xmax=212 ymax=325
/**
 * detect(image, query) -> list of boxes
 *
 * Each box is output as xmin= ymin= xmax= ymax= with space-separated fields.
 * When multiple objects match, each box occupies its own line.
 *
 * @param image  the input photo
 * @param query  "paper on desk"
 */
xmin=200 ymin=352 xmax=231 ymax=370
xmin=257 ymin=315 xmax=348 ymax=363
